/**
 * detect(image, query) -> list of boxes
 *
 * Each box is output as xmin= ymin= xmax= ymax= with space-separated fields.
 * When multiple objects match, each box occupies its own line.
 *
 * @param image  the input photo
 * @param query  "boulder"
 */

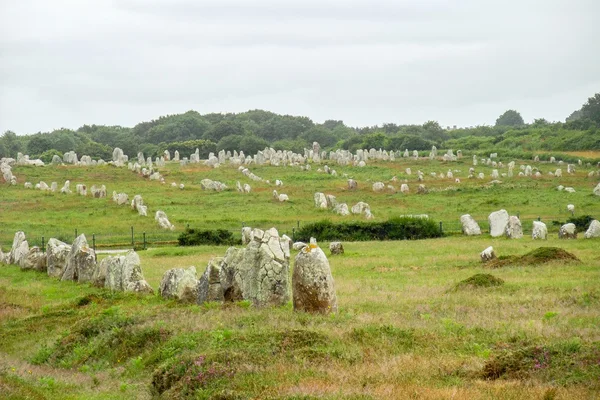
xmin=159 ymin=266 xmax=199 ymax=303
xmin=219 ymin=228 xmax=290 ymax=306
xmin=101 ymin=251 xmax=152 ymax=294
xmin=488 ymin=209 xmax=509 ymax=237
xmin=155 ymin=210 xmax=175 ymax=230
xmin=347 ymin=179 xmax=357 ymax=190
xmin=351 ymin=201 xmax=370 ymax=215
xmin=61 ymin=234 xmax=96 ymax=283
xmin=460 ymin=214 xmax=481 ymax=236
xmin=532 ymin=221 xmax=548 ymax=240
xmin=505 ymin=216 xmax=523 ymax=239
xmin=372 ymin=182 xmax=385 ymax=192
xmin=8 ymin=231 xmax=29 ymax=266
xmin=594 ymin=183 xmax=600 ymax=196
xmin=292 ymin=239 xmax=337 ymax=314
xmin=293 ymin=242 xmax=307 ymax=251
xmin=46 ymin=238 xmax=71 ymax=278
xmin=329 ymin=242 xmax=344 ymax=255
xmin=21 ymin=247 xmax=47 ymax=271
xmin=197 ymin=258 xmax=225 ymax=303
xmin=400 ymin=184 xmax=409 ymax=194
xmin=480 ymin=246 xmax=496 ymax=262
xmin=559 ymin=223 xmax=577 ymax=239
xmin=314 ymin=192 xmax=328 ymax=209
xmin=241 ymin=227 xmax=253 ymax=245
xmin=584 ymin=220 xmax=600 ymax=239
xmin=333 ymin=203 xmax=350 ymax=216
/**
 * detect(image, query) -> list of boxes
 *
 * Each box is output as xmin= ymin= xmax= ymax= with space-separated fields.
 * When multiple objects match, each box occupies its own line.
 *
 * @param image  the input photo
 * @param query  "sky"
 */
xmin=1 ymin=0 xmax=599 ymax=134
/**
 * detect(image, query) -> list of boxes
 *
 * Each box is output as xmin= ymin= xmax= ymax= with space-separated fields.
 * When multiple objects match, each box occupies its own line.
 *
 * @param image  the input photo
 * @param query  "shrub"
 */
xmin=295 ymin=217 xmax=443 ymax=242
xmin=178 ymin=229 xmax=240 ymax=246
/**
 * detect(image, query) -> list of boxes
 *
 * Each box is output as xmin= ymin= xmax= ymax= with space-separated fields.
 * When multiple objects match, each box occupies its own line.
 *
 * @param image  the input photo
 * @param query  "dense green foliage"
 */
xmin=178 ymin=228 xmax=239 ymax=246
xmin=1 ymin=93 xmax=600 ymax=160
xmin=295 ymin=217 xmax=443 ymax=242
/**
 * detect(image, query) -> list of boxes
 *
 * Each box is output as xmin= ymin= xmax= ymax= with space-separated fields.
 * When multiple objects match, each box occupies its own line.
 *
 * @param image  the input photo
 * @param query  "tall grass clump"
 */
xmin=295 ymin=217 xmax=443 ymax=242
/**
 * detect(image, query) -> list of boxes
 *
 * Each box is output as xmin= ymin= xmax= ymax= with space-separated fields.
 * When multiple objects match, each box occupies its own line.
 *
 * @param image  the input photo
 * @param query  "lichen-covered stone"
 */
xmin=197 ymin=258 xmax=224 ymax=304
xmin=159 ymin=266 xmax=199 ymax=303
xmin=61 ymin=234 xmax=96 ymax=283
xmin=46 ymin=238 xmax=71 ymax=278
xmin=292 ymin=240 xmax=337 ymax=314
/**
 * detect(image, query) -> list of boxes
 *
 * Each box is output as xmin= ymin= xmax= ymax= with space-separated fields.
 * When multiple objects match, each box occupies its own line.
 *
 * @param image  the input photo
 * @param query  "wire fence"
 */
xmin=0 ymin=215 xmax=571 ymax=254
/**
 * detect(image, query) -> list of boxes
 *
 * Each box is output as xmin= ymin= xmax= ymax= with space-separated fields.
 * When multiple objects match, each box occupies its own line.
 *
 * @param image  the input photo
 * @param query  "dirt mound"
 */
xmin=452 ymin=274 xmax=504 ymax=291
xmin=487 ymin=247 xmax=580 ymax=268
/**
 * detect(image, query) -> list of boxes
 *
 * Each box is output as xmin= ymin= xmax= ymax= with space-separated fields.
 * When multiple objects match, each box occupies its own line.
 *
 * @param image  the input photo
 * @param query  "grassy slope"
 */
xmin=1 ymin=237 xmax=599 ymax=399
xmin=1 ymin=157 xmax=599 ymax=247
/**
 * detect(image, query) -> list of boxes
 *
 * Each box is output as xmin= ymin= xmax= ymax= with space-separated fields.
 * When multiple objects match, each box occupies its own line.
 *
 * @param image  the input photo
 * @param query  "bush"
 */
xmin=567 ymin=215 xmax=595 ymax=232
xmin=178 ymin=229 xmax=240 ymax=246
xmin=295 ymin=217 xmax=443 ymax=242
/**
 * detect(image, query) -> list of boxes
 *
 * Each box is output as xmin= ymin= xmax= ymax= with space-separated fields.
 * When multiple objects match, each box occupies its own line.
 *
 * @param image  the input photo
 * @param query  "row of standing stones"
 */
xmin=0 ymin=228 xmax=338 ymax=314
xmin=460 ymin=210 xmax=600 ymax=240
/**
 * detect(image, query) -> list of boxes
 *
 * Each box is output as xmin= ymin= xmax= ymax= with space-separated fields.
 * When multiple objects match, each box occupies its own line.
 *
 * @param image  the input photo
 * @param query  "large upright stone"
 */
xmin=21 ymin=247 xmax=47 ymax=271
xmin=532 ymin=221 xmax=548 ymax=240
xmin=61 ymin=234 xmax=96 ymax=283
xmin=8 ymin=232 xmax=29 ymax=266
xmin=559 ymin=223 xmax=577 ymax=239
xmin=584 ymin=220 xmax=600 ymax=238
xmin=219 ymin=228 xmax=290 ymax=306
xmin=460 ymin=214 xmax=481 ymax=236
xmin=197 ymin=258 xmax=225 ymax=304
xmin=292 ymin=240 xmax=337 ymax=314
xmin=505 ymin=216 xmax=523 ymax=239
xmin=488 ymin=210 xmax=509 ymax=237
xmin=313 ymin=192 xmax=328 ymax=209
xmin=46 ymin=238 xmax=71 ymax=278
xmin=594 ymin=183 xmax=600 ymax=196
xmin=101 ymin=251 xmax=153 ymax=294
xmin=159 ymin=266 xmax=199 ymax=303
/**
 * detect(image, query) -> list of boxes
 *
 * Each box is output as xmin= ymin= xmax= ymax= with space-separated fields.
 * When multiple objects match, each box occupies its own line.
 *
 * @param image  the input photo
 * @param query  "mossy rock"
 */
xmin=487 ymin=247 xmax=580 ymax=268
xmin=452 ymin=274 xmax=504 ymax=291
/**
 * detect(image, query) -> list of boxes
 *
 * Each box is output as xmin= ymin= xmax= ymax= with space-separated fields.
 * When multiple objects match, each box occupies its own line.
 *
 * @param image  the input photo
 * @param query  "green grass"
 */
xmin=1 ymin=236 xmax=599 ymax=399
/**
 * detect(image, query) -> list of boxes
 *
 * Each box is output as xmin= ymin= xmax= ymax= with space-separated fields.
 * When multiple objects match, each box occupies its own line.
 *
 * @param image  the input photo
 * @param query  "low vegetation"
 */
xmin=487 ymin=247 xmax=581 ymax=268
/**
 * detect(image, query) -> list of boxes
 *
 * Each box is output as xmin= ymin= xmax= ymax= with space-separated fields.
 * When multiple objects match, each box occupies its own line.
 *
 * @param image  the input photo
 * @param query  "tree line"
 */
xmin=1 ymin=94 xmax=599 ymax=162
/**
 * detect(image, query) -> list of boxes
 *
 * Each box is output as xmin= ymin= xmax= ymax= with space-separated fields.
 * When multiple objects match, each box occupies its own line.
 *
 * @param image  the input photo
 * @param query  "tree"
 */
xmin=216 ymin=135 xmax=246 ymax=152
xmin=495 ymin=110 xmax=525 ymax=127
xmin=580 ymin=93 xmax=600 ymax=124
xmin=299 ymin=127 xmax=338 ymax=148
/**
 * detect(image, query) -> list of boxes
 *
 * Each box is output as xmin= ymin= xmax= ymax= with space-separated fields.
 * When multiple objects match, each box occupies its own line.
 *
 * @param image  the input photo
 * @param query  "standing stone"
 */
xmin=242 ymin=227 xmax=253 ymax=245
xmin=46 ymin=238 xmax=71 ymax=278
xmin=532 ymin=221 xmax=548 ymax=240
xmin=559 ymin=223 xmax=577 ymax=239
xmin=593 ymin=183 xmax=600 ymax=196
xmin=372 ymin=182 xmax=385 ymax=192
xmin=480 ymin=246 xmax=496 ymax=262
xmin=460 ymin=214 xmax=481 ymax=236
xmin=292 ymin=240 xmax=337 ymax=314
xmin=347 ymin=179 xmax=357 ymax=190
xmin=505 ymin=216 xmax=523 ymax=239
xmin=329 ymin=242 xmax=344 ymax=255
xmin=314 ymin=192 xmax=328 ymax=209
xmin=155 ymin=210 xmax=175 ymax=230
xmin=219 ymin=228 xmax=290 ymax=307
xmin=101 ymin=251 xmax=153 ymax=294
xmin=21 ymin=247 xmax=47 ymax=271
xmin=61 ymin=234 xmax=96 ymax=283
xmin=584 ymin=220 xmax=600 ymax=238
xmin=159 ymin=266 xmax=199 ymax=303
xmin=8 ymin=232 xmax=29 ymax=266
xmin=197 ymin=258 xmax=225 ymax=303
xmin=488 ymin=210 xmax=510 ymax=237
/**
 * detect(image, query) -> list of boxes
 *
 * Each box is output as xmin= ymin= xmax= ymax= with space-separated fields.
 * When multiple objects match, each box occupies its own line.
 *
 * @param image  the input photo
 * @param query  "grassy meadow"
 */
xmin=1 ymin=153 xmax=600 ymax=399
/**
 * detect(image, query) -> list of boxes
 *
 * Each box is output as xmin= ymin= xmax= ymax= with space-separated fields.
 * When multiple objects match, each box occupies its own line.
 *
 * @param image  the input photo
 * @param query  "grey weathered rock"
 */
xmin=46 ymin=238 xmax=71 ymax=278
xmin=460 ymin=214 xmax=481 ymax=236
xmin=594 ymin=183 xmax=600 ymax=196
xmin=314 ymin=192 xmax=328 ymax=209
xmin=61 ymin=234 xmax=96 ymax=283
xmin=584 ymin=220 xmax=600 ymax=239
xmin=351 ymin=201 xmax=370 ymax=215
xmin=293 ymin=242 xmax=307 ymax=251
xmin=219 ymin=227 xmax=290 ymax=306
xmin=488 ymin=209 xmax=509 ymax=237
xmin=333 ymin=203 xmax=350 ymax=216
xmin=200 ymin=178 xmax=227 ymax=191
xmin=329 ymin=242 xmax=344 ymax=255
xmin=91 ymin=185 xmax=107 ymax=198
xmin=8 ymin=231 xmax=29 ymax=266
xmin=480 ymin=246 xmax=496 ymax=262
xmin=242 ymin=227 xmax=253 ymax=245
xmin=197 ymin=258 xmax=225 ymax=304
xmin=532 ymin=221 xmax=548 ymax=240
xmin=559 ymin=223 xmax=577 ymax=239
xmin=292 ymin=240 xmax=337 ymax=314
xmin=505 ymin=216 xmax=523 ymax=239
xmin=155 ymin=210 xmax=175 ymax=230
xmin=159 ymin=266 xmax=199 ymax=303
xmin=21 ymin=247 xmax=47 ymax=271
xmin=100 ymin=251 xmax=152 ymax=295
xmin=372 ymin=182 xmax=385 ymax=192
xmin=347 ymin=179 xmax=357 ymax=190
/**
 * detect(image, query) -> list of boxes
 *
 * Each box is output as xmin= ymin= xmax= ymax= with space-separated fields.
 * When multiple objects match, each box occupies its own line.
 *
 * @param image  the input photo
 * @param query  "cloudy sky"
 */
xmin=1 ymin=0 xmax=598 ymax=134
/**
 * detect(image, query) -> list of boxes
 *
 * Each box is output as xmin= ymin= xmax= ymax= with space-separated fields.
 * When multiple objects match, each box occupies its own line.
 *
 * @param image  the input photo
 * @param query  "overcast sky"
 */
xmin=1 ymin=0 xmax=599 ymax=134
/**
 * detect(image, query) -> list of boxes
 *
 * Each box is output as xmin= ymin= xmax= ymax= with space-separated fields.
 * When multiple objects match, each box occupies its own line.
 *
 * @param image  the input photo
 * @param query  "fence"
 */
xmin=0 ymin=215 xmax=579 ymax=252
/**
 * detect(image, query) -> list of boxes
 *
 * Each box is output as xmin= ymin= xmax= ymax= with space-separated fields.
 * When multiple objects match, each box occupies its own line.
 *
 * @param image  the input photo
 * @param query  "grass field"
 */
xmin=1 ymin=154 xmax=599 ymax=399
